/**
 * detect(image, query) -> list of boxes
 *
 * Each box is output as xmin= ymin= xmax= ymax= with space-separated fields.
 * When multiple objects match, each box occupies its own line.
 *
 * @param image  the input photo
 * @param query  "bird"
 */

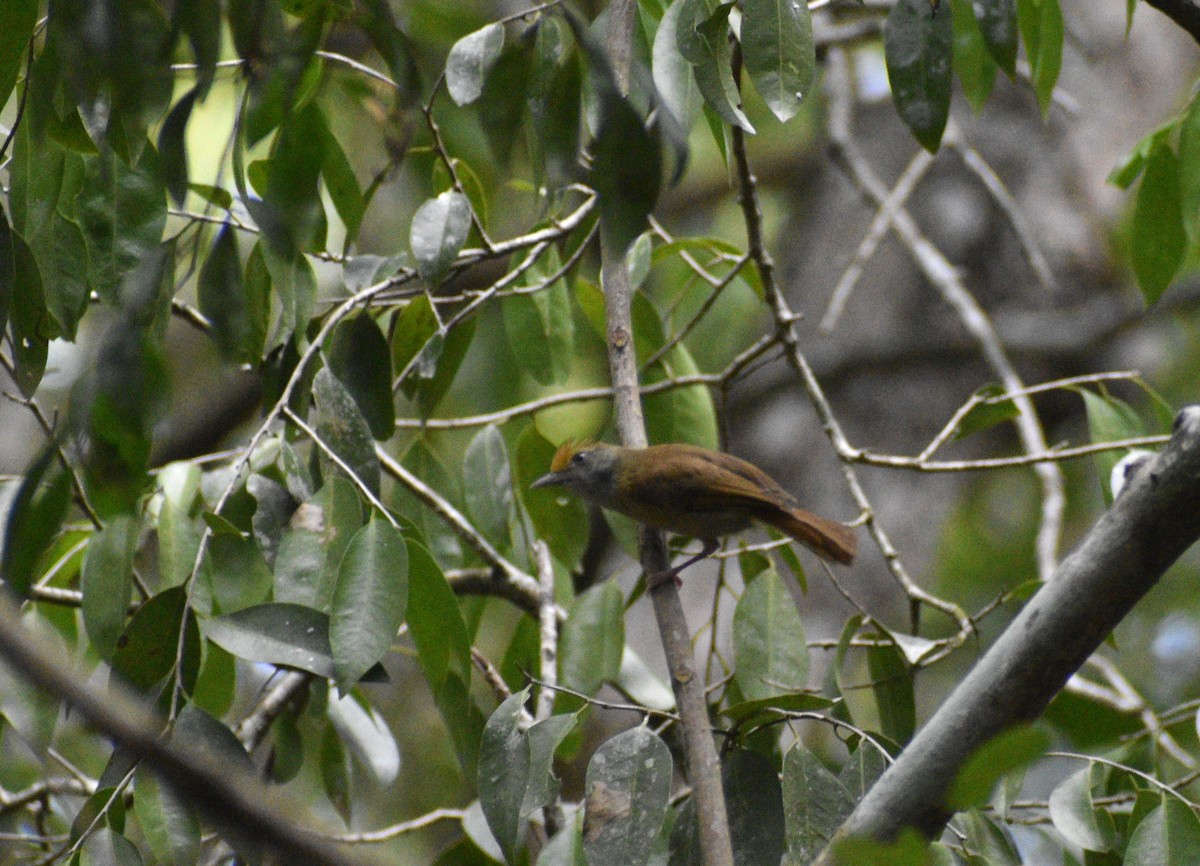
xmin=531 ymin=440 xmax=857 ymax=586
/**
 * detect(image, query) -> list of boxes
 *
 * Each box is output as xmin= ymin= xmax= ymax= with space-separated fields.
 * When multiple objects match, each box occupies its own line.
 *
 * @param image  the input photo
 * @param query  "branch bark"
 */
xmin=0 ymin=594 xmax=375 ymax=866
xmin=815 ymin=404 xmax=1200 ymax=858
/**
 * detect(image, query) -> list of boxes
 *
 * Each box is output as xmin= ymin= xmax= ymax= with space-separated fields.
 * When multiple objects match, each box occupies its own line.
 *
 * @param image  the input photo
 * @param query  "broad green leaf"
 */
xmin=202 ymin=602 xmax=342 ymax=678
xmin=583 ymin=727 xmax=673 ymax=866
xmin=946 ymin=724 xmax=1048 ymax=810
xmin=742 ymin=0 xmax=816 ymax=122
xmin=516 ymin=426 xmax=589 ymax=566
xmin=410 ymin=191 xmax=472 ymax=286
xmin=1 ymin=446 xmax=72 ymax=597
xmin=259 ymin=102 xmax=328 ymax=253
xmin=884 ymin=0 xmax=953 ymax=152
xmin=391 ymin=438 xmax=464 ymax=567
xmin=1015 ymin=0 xmax=1063 ymax=117
xmin=1131 ymin=143 xmax=1185 ymax=305
xmin=326 ymin=313 xmax=395 ymax=440
xmin=207 ymin=524 xmax=274 ymax=614
xmin=191 ymin=640 xmax=236 ymax=718
xmin=446 ymin=23 xmax=505 ymax=106
xmin=112 ymin=587 xmax=200 ymax=693
xmin=529 ymin=17 xmax=584 ymax=186
xmin=867 ymin=639 xmax=915 ymax=744
xmin=75 ymin=145 xmax=168 ymax=303
xmin=522 ymin=713 xmax=578 ymax=817
xmin=721 ymin=692 xmax=834 ymax=732
xmin=652 ymin=0 xmax=701 ymax=130
xmin=723 ymin=749 xmax=786 ymax=866
xmin=321 ymin=129 xmax=365 ymax=245
xmin=81 ymin=515 xmax=138 ymax=660
xmin=321 ymin=721 xmax=352 ymax=823
xmin=829 ymin=829 xmax=951 ymax=866
xmin=199 ymin=222 xmax=262 ymax=363
xmin=273 ymin=475 xmax=362 ymax=611
xmin=134 ymin=764 xmax=201 ymax=866
xmin=677 ymin=0 xmax=755 ymax=133
xmin=312 ymin=366 xmax=382 ymax=495
xmin=0 ymin=0 xmax=36 ymax=109
xmin=1080 ymin=387 xmax=1145 ymax=505
xmin=330 ymin=518 xmax=408 ymax=690
xmin=559 ymin=581 xmax=625 ymax=699
xmin=733 ymin=569 xmax=809 ymax=700
xmin=32 ymin=210 xmax=89 ymax=342
xmin=1125 ymin=797 xmax=1200 ymax=866
xmin=79 ymin=827 xmax=142 ymax=866
xmin=950 ymin=0 xmax=998 ymax=113
xmin=480 ymin=45 xmax=533 ymax=165
xmin=394 ymin=297 xmax=478 ymax=418
xmin=479 ymin=690 xmax=531 ymax=862
xmin=1179 ymin=94 xmax=1200 ymax=241
xmin=838 ymin=744 xmax=889 ymax=802
xmin=462 ymin=424 xmax=517 ymax=551
xmin=9 ymin=228 xmax=50 ymax=395
xmin=502 ymin=247 xmax=575 ymax=386
xmin=973 ymin=0 xmax=1018 ymax=75
xmin=259 ymin=242 xmax=317 ymax=349
xmin=782 ymin=744 xmax=856 ymax=864
xmin=1047 ymin=766 xmax=1116 ymax=852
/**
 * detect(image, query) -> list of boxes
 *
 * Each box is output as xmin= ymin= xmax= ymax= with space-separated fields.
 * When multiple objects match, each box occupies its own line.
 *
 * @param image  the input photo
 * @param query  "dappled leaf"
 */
xmin=327 ymin=313 xmax=395 ymax=440
xmin=312 ymin=367 xmax=382 ymax=495
xmin=274 ymin=475 xmax=362 ymax=611
xmin=479 ymin=690 xmax=531 ymax=862
xmin=410 ymin=191 xmax=472 ymax=286
xmin=783 ymin=744 xmax=856 ymax=864
xmin=583 ymin=727 xmax=672 ymax=866
xmin=974 ymin=0 xmax=1018 ymax=74
xmin=742 ymin=0 xmax=815 ymax=122
xmin=559 ymin=582 xmax=624 ymax=699
xmin=733 ymin=568 xmax=809 ymax=700
xmin=447 ymin=23 xmax=505 ymax=106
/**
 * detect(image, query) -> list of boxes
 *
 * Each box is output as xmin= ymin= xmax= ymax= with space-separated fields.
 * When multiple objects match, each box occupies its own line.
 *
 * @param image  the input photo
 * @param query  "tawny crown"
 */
xmin=549 ymin=439 xmax=600 ymax=473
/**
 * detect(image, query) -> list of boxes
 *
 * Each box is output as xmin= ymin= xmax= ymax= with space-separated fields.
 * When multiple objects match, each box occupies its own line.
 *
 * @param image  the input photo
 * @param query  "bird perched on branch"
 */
xmin=532 ymin=440 xmax=857 ymax=587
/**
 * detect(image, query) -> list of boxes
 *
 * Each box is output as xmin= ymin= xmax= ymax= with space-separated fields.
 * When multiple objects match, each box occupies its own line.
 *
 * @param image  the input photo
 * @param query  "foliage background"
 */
xmin=1 ymin=0 xmax=1199 ymax=864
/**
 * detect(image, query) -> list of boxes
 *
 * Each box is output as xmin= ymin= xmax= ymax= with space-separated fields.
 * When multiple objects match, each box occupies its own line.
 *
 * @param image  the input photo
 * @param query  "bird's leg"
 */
xmin=649 ymin=538 xmax=719 ymax=589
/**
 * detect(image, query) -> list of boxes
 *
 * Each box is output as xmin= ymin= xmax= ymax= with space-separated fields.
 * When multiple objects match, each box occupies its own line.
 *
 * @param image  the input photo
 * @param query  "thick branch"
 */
xmin=816 ymin=405 xmax=1200 ymax=856
xmin=0 ymin=594 xmax=375 ymax=866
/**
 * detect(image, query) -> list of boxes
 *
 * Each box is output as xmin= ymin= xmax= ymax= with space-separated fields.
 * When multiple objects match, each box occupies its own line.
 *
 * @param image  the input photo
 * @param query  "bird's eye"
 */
xmin=570 ymin=452 xmax=586 ymax=465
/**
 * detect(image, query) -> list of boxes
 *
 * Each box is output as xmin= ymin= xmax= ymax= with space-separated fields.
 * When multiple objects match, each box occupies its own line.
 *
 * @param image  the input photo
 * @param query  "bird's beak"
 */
xmin=531 ymin=471 xmax=564 ymax=489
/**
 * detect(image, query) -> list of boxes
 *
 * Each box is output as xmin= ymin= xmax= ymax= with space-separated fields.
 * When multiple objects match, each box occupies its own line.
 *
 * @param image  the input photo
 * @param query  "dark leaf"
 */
xmin=973 ymin=0 xmax=1018 ymax=74
xmin=81 ymin=515 xmax=138 ymax=660
xmin=326 ymin=313 xmax=395 ymax=440
xmin=202 ymin=602 xmax=339 ymax=678
xmin=1 ymin=446 xmax=72 ymax=597
xmin=742 ymin=0 xmax=816 ymax=122
xmin=884 ymin=0 xmax=953 ymax=152
xmin=273 ymin=475 xmax=362 ymax=611
xmin=312 ymin=367 xmax=382 ymax=495
xmin=479 ymin=690 xmax=531 ymax=863
xmin=112 ymin=586 xmax=201 ymax=693
xmin=199 ymin=222 xmax=263 ymax=363
xmin=159 ymin=89 xmax=198 ymax=206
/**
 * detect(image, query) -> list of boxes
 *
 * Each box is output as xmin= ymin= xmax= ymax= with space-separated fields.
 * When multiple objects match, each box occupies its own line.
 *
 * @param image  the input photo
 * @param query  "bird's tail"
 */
xmin=763 ymin=507 xmax=857 ymax=565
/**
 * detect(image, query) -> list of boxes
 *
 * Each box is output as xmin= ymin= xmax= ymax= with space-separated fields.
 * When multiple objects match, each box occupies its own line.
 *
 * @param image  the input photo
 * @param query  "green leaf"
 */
xmin=950 ymin=0 xmax=998 ymax=113
xmin=954 ymin=384 xmax=1020 ymax=439
xmin=78 ymin=828 xmax=142 ymax=866
xmin=1 ymin=446 xmax=72 ymax=597
xmin=884 ymin=0 xmax=953 ymax=152
xmin=312 ymin=367 xmax=382 ymax=496
xmin=462 ymin=424 xmax=517 ymax=551
xmin=782 ymin=744 xmax=856 ymax=865
xmin=1131 ymin=143 xmax=1185 ymax=305
xmin=260 ymin=242 xmax=317 ymax=349
xmin=199 ymin=222 xmax=262 ymax=363
xmin=742 ymin=0 xmax=816 ymax=122
xmin=9 ymin=228 xmax=50 ymax=394
xmin=158 ymin=89 xmax=198 ymax=206
xmin=321 ymin=128 xmax=366 ymax=245
xmin=583 ymin=727 xmax=673 ymax=866
xmin=392 ymin=439 xmax=464 ymax=567
xmin=1015 ymin=0 xmax=1063 ymax=117
xmin=1047 ymin=766 xmax=1116 ymax=852
xmin=829 ymin=829 xmax=950 ymax=866
xmin=529 ymin=18 xmax=584 ymax=187
xmin=559 ymin=582 xmax=625 ymax=699
xmin=677 ymin=0 xmax=755 ymax=133
xmin=516 ymin=426 xmax=589 ymax=566
xmin=502 ymin=248 xmax=575 ymax=386
xmin=1177 ymin=95 xmax=1200 ymax=242
xmin=479 ymin=689 xmax=531 ymax=863
xmin=321 ymin=722 xmax=352 ymax=823
xmin=721 ymin=692 xmax=834 ymax=729
xmin=723 ymin=749 xmax=786 ymax=866
xmin=522 ymin=713 xmax=578 ymax=817
xmin=330 ymin=518 xmax=408 ymax=690
xmin=868 ymin=638 xmax=916 ymax=744
xmin=446 ymin=23 xmax=505 ymax=106
xmin=273 ymin=476 xmax=363 ymax=611
xmin=326 ymin=313 xmax=395 ymax=440
xmin=82 ymin=515 xmax=138 ymax=660
xmin=1080 ymin=387 xmax=1146 ymax=505
xmin=112 ymin=587 xmax=200 ymax=693
xmin=946 ymin=724 xmax=1048 ymax=810
xmin=191 ymin=640 xmax=237 ymax=718
xmin=652 ymin=0 xmax=701 ymax=130
xmin=134 ymin=763 xmax=201 ymax=866
xmin=258 ymin=101 xmax=329 ymax=253
xmin=973 ymin=0 xmax=1018 ymax=75
xmin=410 ymin=190 xmax=472 ymax=286
xmin=838 ymin=744 xmax=889 ymax=802
xmin=1109 ymin=122 xmax=1173 ymax=190
xmin=1125 ymin=797 xmax=1200 ymax=866
xmin=480 ymin=45 xmax=532 ymax=166
xmin=75 ymin=145 xmax=168 ymax=303
xmin=202 ymin=602 xmax=341 ymax=678
xmin=0 ymin=0 xmax=36 ymax=110
xmin=733 ymin=569 xmax=809 ymax=701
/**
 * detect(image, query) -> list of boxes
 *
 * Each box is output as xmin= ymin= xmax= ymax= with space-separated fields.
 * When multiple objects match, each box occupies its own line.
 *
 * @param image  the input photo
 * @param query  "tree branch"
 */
xmin=816 ymin=404 xmax=1200 ymax=857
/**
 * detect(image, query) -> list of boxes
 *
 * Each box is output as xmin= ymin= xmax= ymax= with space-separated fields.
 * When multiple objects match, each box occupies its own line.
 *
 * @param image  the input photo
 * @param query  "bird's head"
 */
xmin=531 ymin=440 xmax=621 ymax=505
